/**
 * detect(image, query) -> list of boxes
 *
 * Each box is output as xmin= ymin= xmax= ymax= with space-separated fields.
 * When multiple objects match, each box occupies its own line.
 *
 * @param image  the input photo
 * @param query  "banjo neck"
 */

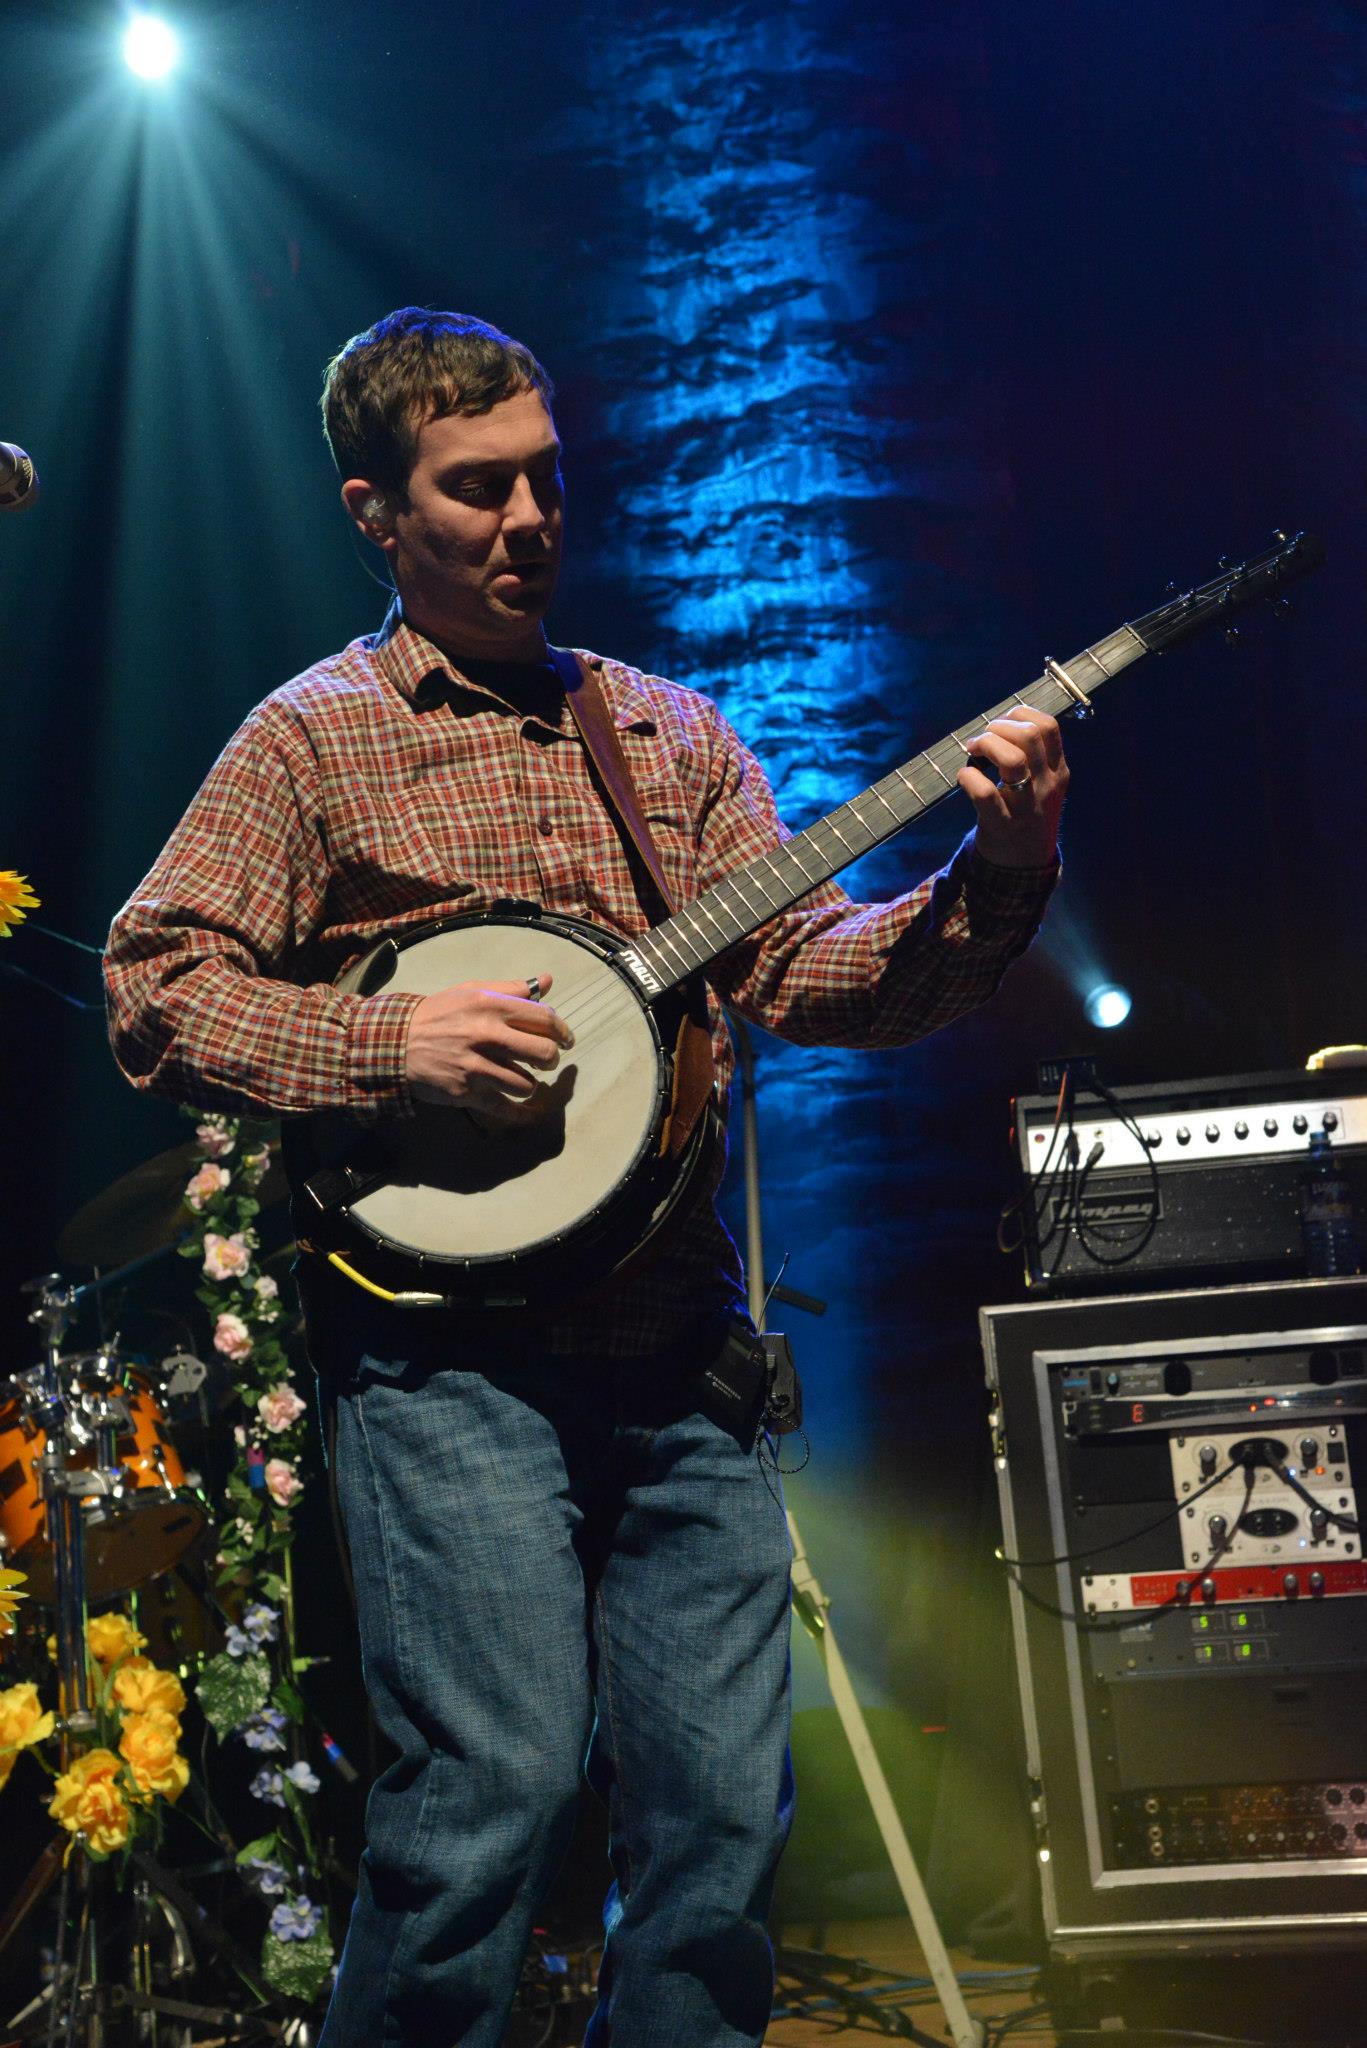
xmin=616 ymin=532 xmax=1322 ymax=1001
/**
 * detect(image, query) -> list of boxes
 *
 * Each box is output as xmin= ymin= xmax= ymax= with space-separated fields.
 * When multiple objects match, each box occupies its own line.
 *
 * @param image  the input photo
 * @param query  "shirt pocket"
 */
xmin=632 ymin=774 xmax=700 ymax=905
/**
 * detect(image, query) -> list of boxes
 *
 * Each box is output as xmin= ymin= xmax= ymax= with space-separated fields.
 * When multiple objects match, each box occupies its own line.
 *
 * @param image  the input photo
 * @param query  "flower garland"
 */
xmin=179 ymin=1111 xmax=334 ymax=2002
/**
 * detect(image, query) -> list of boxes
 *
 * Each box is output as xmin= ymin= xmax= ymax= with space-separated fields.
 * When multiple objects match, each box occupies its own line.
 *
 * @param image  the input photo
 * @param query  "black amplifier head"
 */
xmin=1011 ymin=1066 xmax=1367 ymax=1297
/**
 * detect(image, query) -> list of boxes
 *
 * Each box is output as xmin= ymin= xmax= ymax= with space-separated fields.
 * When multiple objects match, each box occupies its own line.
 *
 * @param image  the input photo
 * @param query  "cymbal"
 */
xmin=59 ymin=1136 xmax=288 ymax=1269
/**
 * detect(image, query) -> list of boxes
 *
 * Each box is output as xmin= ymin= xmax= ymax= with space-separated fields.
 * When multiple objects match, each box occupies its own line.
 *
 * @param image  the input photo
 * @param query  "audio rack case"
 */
xmin=981 ymin=1274 xmax=1367 ymax=1962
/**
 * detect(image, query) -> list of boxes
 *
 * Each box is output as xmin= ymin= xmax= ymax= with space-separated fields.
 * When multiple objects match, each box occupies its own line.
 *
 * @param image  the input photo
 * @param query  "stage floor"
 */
xmin=769 ymin=1920 xmax=1052 ymax=2045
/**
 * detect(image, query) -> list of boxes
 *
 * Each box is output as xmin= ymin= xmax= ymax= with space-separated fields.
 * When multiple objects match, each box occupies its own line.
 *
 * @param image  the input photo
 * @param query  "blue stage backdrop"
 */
xmin=2 ymin=0 xmax=1365 ymax=1902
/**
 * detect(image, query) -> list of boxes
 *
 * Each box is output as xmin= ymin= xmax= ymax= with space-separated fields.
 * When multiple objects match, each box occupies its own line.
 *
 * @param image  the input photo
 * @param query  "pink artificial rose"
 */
xmin=213 ymin=1312 xmax=253 ymax=1362
xmin=185 ymin=1164 xmax=230 ymax=1212
xmin=257 ymin=1384 xmax=307 ymax=1434
xmin=195 ymin=1122 xmax=236 ymax=1160
xmin=264 ymin=1459 xmax=302 ymax=1508
xmin=253 ymin=1274 xmax=280 ymax=1301
xmin=203 ymin=1231 xmax=252 ymax=1281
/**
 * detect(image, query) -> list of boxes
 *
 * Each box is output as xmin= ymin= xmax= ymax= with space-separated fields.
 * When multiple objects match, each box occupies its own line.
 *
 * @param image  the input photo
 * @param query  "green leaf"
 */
xmin=260 ymin=1573 xmax=287 ymax=1601
xmin=273 ymin=1677 xmax=305 ymax=1724
xmin=235 ymin=1831 xmax=282 ymax=1866
xmin=195 ymin=1651 xmax=272 ymax=1738
xmin=261 ymin=1927 xmax=334 ymax=2004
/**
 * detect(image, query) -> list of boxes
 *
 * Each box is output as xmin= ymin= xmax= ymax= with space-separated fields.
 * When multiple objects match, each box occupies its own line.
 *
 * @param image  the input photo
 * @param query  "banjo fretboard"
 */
xmin=617 ymin=532 xmax=1322 ymax=999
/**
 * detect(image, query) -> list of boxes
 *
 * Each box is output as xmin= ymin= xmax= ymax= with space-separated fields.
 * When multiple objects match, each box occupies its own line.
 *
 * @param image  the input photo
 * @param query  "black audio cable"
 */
xmin=996 ymin=1452 xmax=1243 ymax=1570
xmin=1262 ymin=1447 xmax=1360 ymax=1533
xmin=1067 ymin=1073 xmax=1162 ymax=1268
xmin=999 ymin=1463 xmax=1256 ymax=1635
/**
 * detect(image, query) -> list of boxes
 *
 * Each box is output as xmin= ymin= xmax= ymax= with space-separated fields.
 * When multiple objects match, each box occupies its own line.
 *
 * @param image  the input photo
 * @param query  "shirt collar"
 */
xmin=367 ymin=599 xmax=656 ymax=734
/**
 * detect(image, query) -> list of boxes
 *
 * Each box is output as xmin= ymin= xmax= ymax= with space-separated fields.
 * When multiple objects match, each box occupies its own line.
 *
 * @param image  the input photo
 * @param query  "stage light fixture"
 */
xmin=1085 ymin=983 xmax=1132 ymax=1030
xmin=123 ymin=13 xmax=180 ymax=80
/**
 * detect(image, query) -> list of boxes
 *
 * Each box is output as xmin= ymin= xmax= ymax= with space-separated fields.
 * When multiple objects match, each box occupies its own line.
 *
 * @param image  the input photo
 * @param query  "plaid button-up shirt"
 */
xmin=105 ymin=607 xmax=1058 ymax=1355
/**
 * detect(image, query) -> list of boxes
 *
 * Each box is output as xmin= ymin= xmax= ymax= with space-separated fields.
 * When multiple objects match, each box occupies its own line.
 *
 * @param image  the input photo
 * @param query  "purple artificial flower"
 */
xmin=242 ymin=1602 xmax=279 ymax=1645
xmin=249 ymin=1767 xmax=287 ymax=1808
xmin=270 ymin=1896 xmax=323 ymax=1942
xmin=246 ymin=1857 xmax=288 ymax=1897
xmin=224 ymin=1625 xmax=252 ymax=1659
xmin=284 ymin=1760 xmax=320 ymax=1795
xmin=241 ymin=1707 xmax=288 ymax=1753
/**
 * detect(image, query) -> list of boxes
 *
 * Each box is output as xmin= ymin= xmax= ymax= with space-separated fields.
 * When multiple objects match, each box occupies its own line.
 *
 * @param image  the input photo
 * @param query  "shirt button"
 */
xmin=537 ymin=813 xmax=554 ymax=835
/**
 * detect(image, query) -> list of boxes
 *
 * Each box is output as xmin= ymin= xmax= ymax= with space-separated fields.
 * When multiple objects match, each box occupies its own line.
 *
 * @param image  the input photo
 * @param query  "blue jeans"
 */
xmin=315 ymin=1324 xmax=794 ymax=2047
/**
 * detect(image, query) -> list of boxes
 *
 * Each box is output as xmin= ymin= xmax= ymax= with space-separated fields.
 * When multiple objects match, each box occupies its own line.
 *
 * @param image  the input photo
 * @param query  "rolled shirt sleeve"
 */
xmin=695 ymin=706 xmax=1058 ymax=1048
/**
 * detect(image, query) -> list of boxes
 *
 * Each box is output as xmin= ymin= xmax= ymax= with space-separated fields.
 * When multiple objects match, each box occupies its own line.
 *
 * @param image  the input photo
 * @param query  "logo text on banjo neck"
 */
xmin=619 ymin=946 xmax=663 ymax=995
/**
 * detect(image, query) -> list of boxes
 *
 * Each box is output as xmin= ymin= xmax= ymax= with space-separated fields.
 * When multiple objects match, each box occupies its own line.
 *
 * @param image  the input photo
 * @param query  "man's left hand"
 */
xmin=957 ymin=705 xmax=1068 ymax=868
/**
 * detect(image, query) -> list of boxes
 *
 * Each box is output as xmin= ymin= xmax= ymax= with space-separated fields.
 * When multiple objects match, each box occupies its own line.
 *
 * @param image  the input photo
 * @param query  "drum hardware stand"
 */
xmin=731 ymin=1021 xmax=987 ymax=2048
xmin=4 ymin=1278 xmax=267 ymax=2045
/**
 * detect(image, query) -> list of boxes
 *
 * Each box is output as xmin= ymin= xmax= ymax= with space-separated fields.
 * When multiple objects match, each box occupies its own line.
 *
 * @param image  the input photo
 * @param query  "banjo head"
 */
xmin=340 ymin=914 xmax=671 ymax=1273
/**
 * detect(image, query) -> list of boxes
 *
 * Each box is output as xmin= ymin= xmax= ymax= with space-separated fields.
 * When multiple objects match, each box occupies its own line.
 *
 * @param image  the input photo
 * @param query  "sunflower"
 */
xmin=0 ymin=1567 xmax=27 ymax=1636
xmin=0 ymin=871 xmax=39 ymax=939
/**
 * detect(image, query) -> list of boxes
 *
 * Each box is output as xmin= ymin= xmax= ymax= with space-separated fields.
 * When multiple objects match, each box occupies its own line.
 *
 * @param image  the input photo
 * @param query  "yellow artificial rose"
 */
xmin=112 ymin=1657 xmax=186 ymax=1722
xmin=49 ymin=1748 xmax=132 ymax=1855
xmin=119 ymin=1709 xmax=188 ymax=1804
xmin=0 ymin=1566 xmax=27 ymax=1636
xmin=86 ymin=1612 xmax=148 ymax=1666
xmin=0 ymin=1681 xmax=55 ymax=1755
xmin=0 ymin=1751 xmax=14 ymax=1792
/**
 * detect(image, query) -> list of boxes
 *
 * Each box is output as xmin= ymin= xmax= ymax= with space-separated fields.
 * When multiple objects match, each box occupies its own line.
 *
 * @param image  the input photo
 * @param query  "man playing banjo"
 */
xmin=105 ymin=307 xmax=1067 ymax=2047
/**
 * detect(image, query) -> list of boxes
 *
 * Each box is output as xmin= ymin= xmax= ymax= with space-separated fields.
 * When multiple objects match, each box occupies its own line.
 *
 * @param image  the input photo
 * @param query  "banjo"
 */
xmin=286 ymin=532 xmax=1322 ymax=1310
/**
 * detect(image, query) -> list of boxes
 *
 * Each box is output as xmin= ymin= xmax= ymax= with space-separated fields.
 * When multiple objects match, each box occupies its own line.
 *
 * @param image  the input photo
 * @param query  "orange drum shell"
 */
xmin=0 ymin=1374 xmax=202 ymax=1604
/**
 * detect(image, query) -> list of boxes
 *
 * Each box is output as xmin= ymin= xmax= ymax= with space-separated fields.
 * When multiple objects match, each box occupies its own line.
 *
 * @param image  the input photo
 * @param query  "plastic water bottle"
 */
xmin=1300 ymin=1130 xmax=1362 ymax=1276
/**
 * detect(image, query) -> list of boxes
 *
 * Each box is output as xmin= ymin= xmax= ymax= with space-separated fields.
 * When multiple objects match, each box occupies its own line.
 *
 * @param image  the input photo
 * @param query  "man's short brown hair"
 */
xmin=321 ymin=306 xmax=555 ymax=499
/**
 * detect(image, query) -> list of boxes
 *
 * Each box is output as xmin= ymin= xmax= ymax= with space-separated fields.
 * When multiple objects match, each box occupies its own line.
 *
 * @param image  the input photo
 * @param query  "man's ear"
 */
xmin=341 ymin=478 xmax=397 ymax=548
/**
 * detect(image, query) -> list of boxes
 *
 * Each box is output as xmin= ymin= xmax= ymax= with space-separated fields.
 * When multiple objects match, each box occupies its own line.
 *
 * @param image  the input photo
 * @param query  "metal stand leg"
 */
xmin=788 ymin=1515 xmax=985 ymax=2048
xmin=729 ymin=1018 xmax=985 ymax=2048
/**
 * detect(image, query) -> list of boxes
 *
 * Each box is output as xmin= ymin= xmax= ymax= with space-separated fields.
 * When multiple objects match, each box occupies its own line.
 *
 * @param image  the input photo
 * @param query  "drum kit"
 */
xmin=2 ymin=1135 xmax=288 ymax=1661
xmin=0 ymin=1140 xmax=293 ymax=2043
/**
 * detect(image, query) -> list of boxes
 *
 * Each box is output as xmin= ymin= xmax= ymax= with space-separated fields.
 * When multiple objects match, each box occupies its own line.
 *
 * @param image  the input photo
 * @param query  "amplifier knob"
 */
xmin=1283 ymin=1572 xmax=1301 ymax=1598
xmin=1309 ymin=1570 xmax=1326 ymax=1594
xmin=1209 ymin=1513 xmax=1229 ymax=1541
xmin=1310 ymin=1508 xmax=1329 ymax=1541
xmin=1145 ymin=1129 xmax=1162 ymax=1148
xmin=1264 ymin=1116 xmax=1279 ymax=1136
xmin=1199 ymin=1444 xmax=1219 ymax=1476
xmin=1205 ymin=1123 xmax=1220 ymax=1141
xmin=1324 ymin=1109 xmax=1339 ymax=1132
xmin=1234 ymin=1120 xmax=1249 ymax=1139
xmin=1300 ymin=1436 xmax=1321 ymax=1465
xmin=1294 ymin=1114 xmax=1309 ymax=1134
xmin=1177 ymin=1126 xmax=1192 ymax=1145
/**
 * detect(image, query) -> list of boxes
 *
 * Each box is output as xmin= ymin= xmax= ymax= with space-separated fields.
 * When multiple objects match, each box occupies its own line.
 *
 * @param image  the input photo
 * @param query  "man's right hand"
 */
xmin=404 ymin=975 xmax=573 ymax=1108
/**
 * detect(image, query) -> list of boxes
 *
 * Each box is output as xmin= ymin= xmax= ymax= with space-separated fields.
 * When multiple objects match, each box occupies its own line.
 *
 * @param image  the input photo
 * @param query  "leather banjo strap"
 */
xmin=553 ymin=648 xmax=715 ymax=1161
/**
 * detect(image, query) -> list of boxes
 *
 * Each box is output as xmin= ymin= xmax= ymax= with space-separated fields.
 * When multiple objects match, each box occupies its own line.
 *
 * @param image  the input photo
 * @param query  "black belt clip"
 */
xmin=760 ymin=1332 xmax=803 ymax=1437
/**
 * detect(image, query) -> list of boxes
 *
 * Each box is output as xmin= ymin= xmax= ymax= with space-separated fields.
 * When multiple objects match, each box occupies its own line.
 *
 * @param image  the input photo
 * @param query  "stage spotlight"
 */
xmin=123 ymin=13 xmax=180 ymax=80
xmin=1085 ymin=983 xmax=1132 ymax=1030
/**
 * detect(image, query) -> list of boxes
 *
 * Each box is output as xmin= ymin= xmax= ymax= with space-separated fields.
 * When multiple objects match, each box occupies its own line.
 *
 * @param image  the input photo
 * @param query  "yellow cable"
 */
xmin=325 ymin=1249 xmax=401 ymax=1300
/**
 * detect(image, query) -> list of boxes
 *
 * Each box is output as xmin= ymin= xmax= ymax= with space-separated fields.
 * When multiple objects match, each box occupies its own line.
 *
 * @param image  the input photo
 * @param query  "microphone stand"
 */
xmin=730 ymin=1016 xmax=986 ymax=2048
